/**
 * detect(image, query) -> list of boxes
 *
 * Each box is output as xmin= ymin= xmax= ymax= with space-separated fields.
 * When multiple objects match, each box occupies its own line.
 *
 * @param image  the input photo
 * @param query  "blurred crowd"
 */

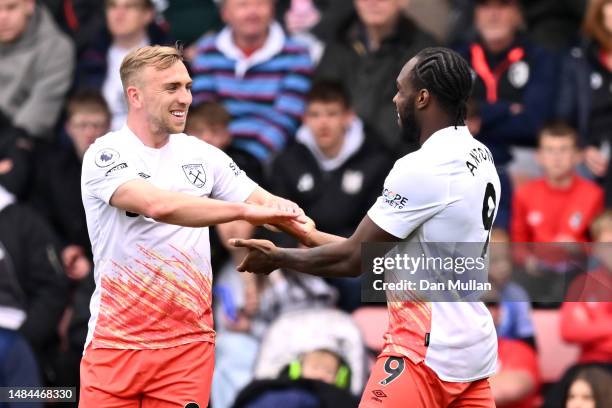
xmin=0 ymin=0 xmax=611 ymax=407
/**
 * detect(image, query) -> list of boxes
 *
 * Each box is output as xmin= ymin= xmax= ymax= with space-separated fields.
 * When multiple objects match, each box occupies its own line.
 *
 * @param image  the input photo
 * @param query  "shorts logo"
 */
xmin=105 ymin=163 xmax=127 ymax=176
xmin=184 ymin=403 xmax=199 ymax=408
xmin=371 ymin=390 xmax=387 ymax=398
xmin=95 ymin=148 xmax=120 ymax=168
xmin=182 ymin=164 xmax=206 ymax=188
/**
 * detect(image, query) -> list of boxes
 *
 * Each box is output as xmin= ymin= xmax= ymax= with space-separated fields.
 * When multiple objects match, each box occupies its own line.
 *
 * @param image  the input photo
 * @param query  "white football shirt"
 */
xmin=81 ymin=126 xmax=257 ymax=350
xmin=367 ymin=126 xmax=501 ymax=382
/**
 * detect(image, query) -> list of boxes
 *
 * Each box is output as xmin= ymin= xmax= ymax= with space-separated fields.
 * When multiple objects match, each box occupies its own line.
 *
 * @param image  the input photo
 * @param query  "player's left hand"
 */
xmin=229 ymin=238 xmax=280 ymax=275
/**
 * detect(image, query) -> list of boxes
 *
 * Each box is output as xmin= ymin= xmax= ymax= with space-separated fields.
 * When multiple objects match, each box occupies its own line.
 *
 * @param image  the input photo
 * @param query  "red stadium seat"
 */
xmin=352 ymin=306 xmax=388 ymax=353
xmin=532 ymin=309 xmax=580 ymax=383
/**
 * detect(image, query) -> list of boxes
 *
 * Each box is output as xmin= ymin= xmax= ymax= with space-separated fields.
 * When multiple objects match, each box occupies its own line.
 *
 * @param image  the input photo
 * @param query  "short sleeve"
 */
xmin=208 ymin=145 xmax=258 ymax=202
xmin=367 ymin=158 xmax=448 ymax=239
xmin=81 ymin=142 xmax=140 ymax=204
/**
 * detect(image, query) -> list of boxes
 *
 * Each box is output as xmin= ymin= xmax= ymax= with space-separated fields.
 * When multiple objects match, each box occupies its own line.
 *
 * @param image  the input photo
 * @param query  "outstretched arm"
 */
xmin=110 ymin=179 xmax=300 ymax=227
xmin=231 ymin=215 xmax=397 ymax=278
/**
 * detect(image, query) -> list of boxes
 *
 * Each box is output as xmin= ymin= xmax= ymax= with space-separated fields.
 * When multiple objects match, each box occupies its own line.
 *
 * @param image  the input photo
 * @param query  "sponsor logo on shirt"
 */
xmin=182 ymin=164 xmax=206 ymax=188
xmin=382 ymin=188 xmax=408 ymax=209
xmin=95 ymin=148 xmax=120 ymax=168
xmin=105 ymin=162 xmax=127 ymax=176
xmin=229 ymin=161 xmax=241 ymax=177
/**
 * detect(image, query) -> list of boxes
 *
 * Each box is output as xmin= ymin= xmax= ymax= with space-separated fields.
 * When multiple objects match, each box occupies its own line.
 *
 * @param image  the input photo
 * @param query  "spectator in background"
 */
xmin=77 ymin=0 xmax=171 ymax=130
xmin=519 ymin=0 xmax=588 ymax=52
xmin=455 ymin=0 xmax=556 ymax=183
xmin=30 ymin=91 xmax=111 ymax=281
xmin=541 ymin=211 xmax=612 ymax=408
xmin=163 ymin=0 xmax=222 ymax=46
xmin=512 ymin=122 xmax=604 ymax=243
xmin=191 ymin=0 xmax=313 ymax=162
xmin=267 ymin=80 xmax=391 ymax=311
xmin=489 ymin=228 xmax=535 ymax=348
xmin=0 ymin=158 xmax=70 ymax=385
xmin=565 ymin=367 xmax=612 ymax=408
xmin=0 ymin=0 xmax=75 ymax=142
xmin=556 ymin=0 xmax=612 ymax=201
xmin=41 ymin=0 xmax=106 ymax=55
xmin=316 ymin=0 xmax=436 ymax=155
xmin=0 ymin=239 xmax=43 ymax=408
xmin=487 ymin=302 xmax=541 ymax=408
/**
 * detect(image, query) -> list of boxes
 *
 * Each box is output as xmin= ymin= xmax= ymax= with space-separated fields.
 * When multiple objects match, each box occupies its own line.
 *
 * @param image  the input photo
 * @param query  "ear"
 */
xmin=415 ymin=89 xmax=430 ymax=110
xmin=126 ymin=86 xmax=143 ymax=109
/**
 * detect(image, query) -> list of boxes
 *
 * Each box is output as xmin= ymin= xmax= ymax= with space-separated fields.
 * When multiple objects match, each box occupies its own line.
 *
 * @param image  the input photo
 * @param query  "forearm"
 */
xmin=273 ymin=240 xmax=360 ymax=278
xmin=304 ymin=229 xmax=346 ymax=247
xmin=150 ymin=191 xmax=248 ymax=227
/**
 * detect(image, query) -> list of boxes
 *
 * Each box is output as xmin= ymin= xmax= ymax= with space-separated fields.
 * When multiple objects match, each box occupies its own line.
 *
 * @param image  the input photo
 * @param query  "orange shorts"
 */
xmin=79 ymin=341 xmax=214 ymax=408
xmin=359 ymin=356 xmax=495 ymax=408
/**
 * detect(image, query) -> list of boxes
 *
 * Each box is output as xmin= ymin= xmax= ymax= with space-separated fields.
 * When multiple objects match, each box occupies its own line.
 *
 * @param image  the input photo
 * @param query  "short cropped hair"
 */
xmin=537 ymin=121 xmax=579 ymax=147
xmin=120 ymin=45 xmax=184 ymax=91
xmin=305 ymin=80 xmax=351 ymax=109
xmin=66 ymin=90 xmax=111 ymax=121
xmin=187 ymin=102 xmax=232 ymax=129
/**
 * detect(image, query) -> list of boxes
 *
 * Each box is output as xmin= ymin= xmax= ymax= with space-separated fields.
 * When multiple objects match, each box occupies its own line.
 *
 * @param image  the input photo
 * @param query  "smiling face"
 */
xmin=130 ymin=61 xmax=193 ymax=135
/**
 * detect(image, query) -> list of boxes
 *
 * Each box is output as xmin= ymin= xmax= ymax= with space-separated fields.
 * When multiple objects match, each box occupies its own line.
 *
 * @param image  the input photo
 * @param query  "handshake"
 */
xmin=230 ymin=194 xmax=322 ymax=275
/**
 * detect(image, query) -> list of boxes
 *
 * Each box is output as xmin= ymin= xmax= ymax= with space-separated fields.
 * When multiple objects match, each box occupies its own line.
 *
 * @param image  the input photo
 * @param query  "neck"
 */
xmin=547 ymin=173 xmax=574 ymax=189
xmin=365 ymin=19 xmax=398 ymax=51
xmin=127 ymin=115 xmax=169 ymax=148
xmin=419 ymin=116 xmax=455 ymax=145
xmin=233 ymin=29 xmax=269 ymax=53
xmin=320 ymin=138 xmax=345 ymax=159
xmin=485 ymin=36 xmax=514 ymax=55
xmin=113 ymin=31 xmax=147 ymax=49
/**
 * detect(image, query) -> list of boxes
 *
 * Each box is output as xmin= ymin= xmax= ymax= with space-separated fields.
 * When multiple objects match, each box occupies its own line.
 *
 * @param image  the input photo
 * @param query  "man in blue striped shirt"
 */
xmin=191 ymin=0 xmax=314 ymax=162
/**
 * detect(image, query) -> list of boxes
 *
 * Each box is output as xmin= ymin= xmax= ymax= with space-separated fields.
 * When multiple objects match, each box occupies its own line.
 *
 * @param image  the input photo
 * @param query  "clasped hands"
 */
xmin=238 ymin=196 xmax=314 ymax=274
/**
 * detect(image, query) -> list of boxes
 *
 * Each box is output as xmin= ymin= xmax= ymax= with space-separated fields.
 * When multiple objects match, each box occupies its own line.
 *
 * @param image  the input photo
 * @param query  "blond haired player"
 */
xmin=79 ymin=45 xmax=306 ymax=408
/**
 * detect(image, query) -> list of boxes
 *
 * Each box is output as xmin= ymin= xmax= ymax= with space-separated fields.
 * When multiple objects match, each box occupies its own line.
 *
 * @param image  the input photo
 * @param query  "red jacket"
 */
xmin=560 ymin=269 xmax=612 ymax=363
xmin=511 ymin=175 xmax=604 ymax=243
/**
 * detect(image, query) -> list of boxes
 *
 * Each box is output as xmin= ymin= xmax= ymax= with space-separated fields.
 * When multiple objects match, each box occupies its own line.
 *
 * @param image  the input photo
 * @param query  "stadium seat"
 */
xmin=352 ymin=307 xmax=388 ymax=353
xmin=532 ymin=309 xmax=580 ymax=383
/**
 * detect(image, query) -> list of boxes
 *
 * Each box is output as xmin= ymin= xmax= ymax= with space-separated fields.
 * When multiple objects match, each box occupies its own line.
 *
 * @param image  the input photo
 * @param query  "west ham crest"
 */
xmin=182 ymin=164 xmax=206 ymax=188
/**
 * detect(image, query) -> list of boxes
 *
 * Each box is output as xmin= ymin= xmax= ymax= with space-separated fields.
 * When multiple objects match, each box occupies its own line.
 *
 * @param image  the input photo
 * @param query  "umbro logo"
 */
xmin=138 ymin=172 xmax=151 ymax=179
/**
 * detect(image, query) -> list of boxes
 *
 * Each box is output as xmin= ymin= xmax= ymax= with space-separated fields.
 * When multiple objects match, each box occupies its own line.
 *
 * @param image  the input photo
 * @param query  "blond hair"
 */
xmin=590 ymin=210 xmax=612 ymax=241
xmin=120 ymin=45 xmax=184 ymax=91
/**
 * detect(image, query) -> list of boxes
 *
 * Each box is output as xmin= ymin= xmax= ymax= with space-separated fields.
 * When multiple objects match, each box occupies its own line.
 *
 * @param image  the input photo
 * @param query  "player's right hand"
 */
xmin=229 ymin=238 xmax=280 ymax=275
xmin=242 ymin=203 xmax=300 ymax=226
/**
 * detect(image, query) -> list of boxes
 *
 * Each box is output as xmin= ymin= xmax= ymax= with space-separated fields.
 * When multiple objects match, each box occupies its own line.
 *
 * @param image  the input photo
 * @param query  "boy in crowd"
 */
xmin=512 ymin=122 xmax=604 ymax=243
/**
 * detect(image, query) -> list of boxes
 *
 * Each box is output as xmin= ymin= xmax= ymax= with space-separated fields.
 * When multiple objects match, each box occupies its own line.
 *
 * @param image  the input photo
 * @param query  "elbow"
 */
xmin=143 ymin=197 xmax=173 ymax=221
